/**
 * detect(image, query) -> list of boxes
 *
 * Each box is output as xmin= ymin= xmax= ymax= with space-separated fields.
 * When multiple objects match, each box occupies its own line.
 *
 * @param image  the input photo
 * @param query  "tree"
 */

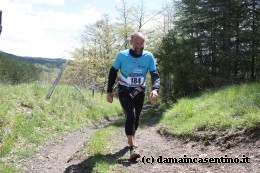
xmin=65 ymin=15 xmax=119 ymax=91
xmin=156 ymin=0 xmax=260 ymax=101
xmin=115 ymin=0 xmax=135 ymax=49
xmin=81 ymin=14 xmax=118 ymax=59
xmin=0 ymin=52 xmax=40 ymax=84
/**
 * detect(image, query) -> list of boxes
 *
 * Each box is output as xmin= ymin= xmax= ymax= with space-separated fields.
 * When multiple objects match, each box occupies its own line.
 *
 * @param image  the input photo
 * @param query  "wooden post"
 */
xmin=92 ymin=78 xmax=95 ymax=97
xmin=46 ymin=59 xmax=69 ymax=99
xmin=0 ymin=10 xmax=2 ymax=35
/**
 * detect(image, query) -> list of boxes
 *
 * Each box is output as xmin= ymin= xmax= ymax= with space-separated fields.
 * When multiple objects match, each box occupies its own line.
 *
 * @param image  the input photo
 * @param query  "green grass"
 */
xmin=0 ymin=82 xmax=122 ymax=172
xmin=52 ymin=82 xmax=259 ymax=172
xmin=79 ymin=104 xmax=158 ymax=172
xmin=87 ymin=126 xmax=118 ymax=155
xmin=1 ymin=82 xmax=259 ymax=172
xmin=80 ymin=121 xmax=129 ymax=173
xmin=159 ymin=82 xmax=260 ymax=135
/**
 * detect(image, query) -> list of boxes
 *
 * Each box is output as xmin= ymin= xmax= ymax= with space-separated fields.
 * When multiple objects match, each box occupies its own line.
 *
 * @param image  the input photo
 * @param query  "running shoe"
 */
xmin=129 ymin=146 xmax=140 ymax=160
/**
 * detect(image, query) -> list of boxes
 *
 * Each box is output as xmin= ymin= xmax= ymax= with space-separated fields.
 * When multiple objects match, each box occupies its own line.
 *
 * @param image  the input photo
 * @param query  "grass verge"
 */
xmin=158 ymin=82 xmax=260 ymax=136
xmin=0 ymin=82 xmax=122 ymax=172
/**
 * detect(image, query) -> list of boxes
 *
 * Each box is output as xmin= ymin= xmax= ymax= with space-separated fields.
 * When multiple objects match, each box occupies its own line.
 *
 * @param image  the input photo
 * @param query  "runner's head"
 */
xmin=130 ymin=32 xmax=145 ymax=55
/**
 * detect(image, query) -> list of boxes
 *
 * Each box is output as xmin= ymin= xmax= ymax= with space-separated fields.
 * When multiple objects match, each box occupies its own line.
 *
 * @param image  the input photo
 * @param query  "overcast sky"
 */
xmin=0 ymin=0 xmax=163 ymax=59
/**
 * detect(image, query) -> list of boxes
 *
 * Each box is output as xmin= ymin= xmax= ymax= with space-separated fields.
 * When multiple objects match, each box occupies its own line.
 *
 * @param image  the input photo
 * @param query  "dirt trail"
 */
xmin=112 ymin=105 xmax=260 ymax=173
xmin=18 ymin=127 xmax=95 ymax=173
xmin=17 ymin=117 xmax=119 ymax=173
xmin=119 ymin=120 xmax=259 ymax=173
xmin=17 ymin=104 xmax=259 ymax=173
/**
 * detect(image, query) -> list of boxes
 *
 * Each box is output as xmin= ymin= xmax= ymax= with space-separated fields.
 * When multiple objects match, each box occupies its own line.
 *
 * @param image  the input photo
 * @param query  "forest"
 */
xmin=0 ymin=52 xmax=40 ymax=84
xmin=0 ymin=51 xmax=66 ymax=84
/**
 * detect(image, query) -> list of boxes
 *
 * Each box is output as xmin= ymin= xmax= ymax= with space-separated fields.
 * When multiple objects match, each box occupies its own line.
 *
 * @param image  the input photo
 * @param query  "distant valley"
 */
xmin=0 ymin=50 xmax=67 ymax=68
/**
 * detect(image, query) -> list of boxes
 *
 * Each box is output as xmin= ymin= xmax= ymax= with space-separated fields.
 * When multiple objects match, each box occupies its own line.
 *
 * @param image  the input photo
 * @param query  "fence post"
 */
xmin=92 ymin=78 xmax=95 ymax=97
xmin=46 ymin=59 xmax=69 ymax=99
xmin=0 ymin=10 xmax=2 ymax=35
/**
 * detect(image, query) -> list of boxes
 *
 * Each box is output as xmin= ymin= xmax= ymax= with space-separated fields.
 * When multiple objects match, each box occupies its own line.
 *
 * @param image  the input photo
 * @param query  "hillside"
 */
xmin=0 ymin=82 xmax=259 ymax=173
xmin=13 ymin=83 xmax=260 ymax=173
xmin=0 ymin=50 xmax=66 ymax=68
xmin=0 ymin=83 xmax=122 ymax=173
xmin=158 ymin=82 xmax=260 ymax=144
xmin=0 ymin=51 xmax=68 ymax=84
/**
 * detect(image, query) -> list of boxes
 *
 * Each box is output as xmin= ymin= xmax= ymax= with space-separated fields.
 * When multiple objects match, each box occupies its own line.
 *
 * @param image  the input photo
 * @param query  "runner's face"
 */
xmin=130 ymin=36 xmax=145 ymax=55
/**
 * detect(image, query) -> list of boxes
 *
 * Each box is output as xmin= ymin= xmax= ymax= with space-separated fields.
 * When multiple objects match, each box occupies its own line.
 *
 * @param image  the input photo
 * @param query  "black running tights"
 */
xmin=118 ymin=87 xmax=145 ymax=136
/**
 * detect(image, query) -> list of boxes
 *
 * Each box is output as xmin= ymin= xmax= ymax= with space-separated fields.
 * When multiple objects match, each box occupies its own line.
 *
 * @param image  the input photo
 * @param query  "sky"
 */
xmin=0 ymin=0 xmax=163 ymax=59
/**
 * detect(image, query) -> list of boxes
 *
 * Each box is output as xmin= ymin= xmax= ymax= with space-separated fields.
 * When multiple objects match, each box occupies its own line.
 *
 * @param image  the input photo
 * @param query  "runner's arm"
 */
xmin=107 ymin=66 xmax=119 ymax=93
xmin=150 ymin=70 xmax=160 ymax=92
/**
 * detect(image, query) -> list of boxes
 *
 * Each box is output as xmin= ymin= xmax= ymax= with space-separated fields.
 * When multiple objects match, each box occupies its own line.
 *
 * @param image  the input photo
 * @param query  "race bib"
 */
xmin=127 ymin=76 xmax=144 ymax=85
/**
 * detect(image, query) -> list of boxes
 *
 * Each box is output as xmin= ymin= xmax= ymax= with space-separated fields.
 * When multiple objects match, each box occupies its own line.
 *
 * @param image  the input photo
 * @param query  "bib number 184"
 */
xmin=131 ymin=77 xmax=141 ymax=84
xmin=127 ymin=76 xmax=144 ymax=85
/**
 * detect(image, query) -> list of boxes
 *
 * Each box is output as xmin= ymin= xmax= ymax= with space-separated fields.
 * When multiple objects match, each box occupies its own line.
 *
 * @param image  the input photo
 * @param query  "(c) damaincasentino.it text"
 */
xmin=142 ymin=155 xmax=250 ymax=164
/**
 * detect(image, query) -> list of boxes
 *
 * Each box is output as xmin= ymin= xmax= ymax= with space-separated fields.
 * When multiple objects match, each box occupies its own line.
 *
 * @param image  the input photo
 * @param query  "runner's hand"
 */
xmin=150 ymin=90 xmax=158 ymax=103
xmin=107 ymin=93 xmax=114 ymax=103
